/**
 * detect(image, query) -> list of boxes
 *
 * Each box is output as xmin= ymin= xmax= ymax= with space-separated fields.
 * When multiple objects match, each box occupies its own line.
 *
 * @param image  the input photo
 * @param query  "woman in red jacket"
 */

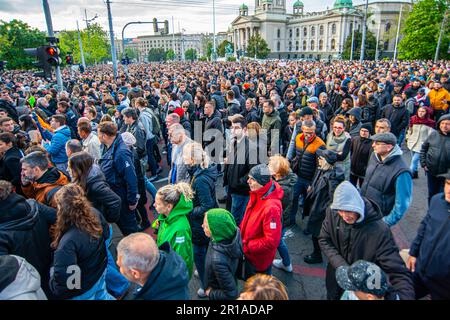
xmin=240 ymin=164 xmax=283 ymax=279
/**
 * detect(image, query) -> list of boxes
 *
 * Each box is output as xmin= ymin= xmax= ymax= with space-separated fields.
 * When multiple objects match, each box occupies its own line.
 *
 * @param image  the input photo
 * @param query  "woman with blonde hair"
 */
xmin=182 ymin=142 xmax=218 ymax=297
xmin=49 ymin=183 xmax=113 ymax=300
xmin=238 ymin=274 xmax=289 ymax=300
xmin=153 ymin=182 xmax=195 ymax=279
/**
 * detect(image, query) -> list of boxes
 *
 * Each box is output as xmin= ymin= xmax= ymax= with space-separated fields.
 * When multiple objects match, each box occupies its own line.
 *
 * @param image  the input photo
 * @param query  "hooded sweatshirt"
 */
xmin=155 ymin=194 xmax=194 ymax=278
xmin=0 ymin=255 xmax=47 ymax=300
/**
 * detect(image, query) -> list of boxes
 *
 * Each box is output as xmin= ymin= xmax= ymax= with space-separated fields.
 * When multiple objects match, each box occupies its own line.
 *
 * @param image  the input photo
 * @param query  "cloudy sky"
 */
xmin=0 ymin=0 xmax=405 ymax=38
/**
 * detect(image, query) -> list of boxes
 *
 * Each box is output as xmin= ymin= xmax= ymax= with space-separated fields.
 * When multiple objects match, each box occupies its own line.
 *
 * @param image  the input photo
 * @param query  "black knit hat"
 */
xmin=360 ymin=123 xmax=373 ymax=134
xmin=248 ymin=164 xmax=272 ymax=186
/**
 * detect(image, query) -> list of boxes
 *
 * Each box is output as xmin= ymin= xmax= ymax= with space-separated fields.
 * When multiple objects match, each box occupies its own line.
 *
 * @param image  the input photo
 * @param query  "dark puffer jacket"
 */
xmin=205 ymin=229 xmax=243 ymax=300
xmin=276 ymin=170 xmax=298 ymax=227
xmin=85 ymin=164 xmax=122 ymax=223
xmin=361 ymin=96 xmax=380 ymax=124
xmin=304 ymin=166 xmax=345 ymax=237
xmin=350 ymin=136 xmax=373 ymax=178
xmin=319 ymin=198 xmax=415 ymax=300
xmin=381 ymin=103 xmax=410 ymax=138
xmin=420 ymin=114 xmax=450 ymax=176
xmin=0 ymin=194 xmax=55 ymax=297
xmin=293 ymin=133 xmax=326 ymax=182
xmin=0 ymin=147 xmax=23 ymax=194
xmin=189 ymin=164 xmax=218 ymax=246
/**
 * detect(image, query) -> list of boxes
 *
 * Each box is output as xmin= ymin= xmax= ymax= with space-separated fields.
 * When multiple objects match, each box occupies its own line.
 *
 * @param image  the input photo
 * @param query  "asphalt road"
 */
xmin=112 ymin=145 xmax=428 ymax=300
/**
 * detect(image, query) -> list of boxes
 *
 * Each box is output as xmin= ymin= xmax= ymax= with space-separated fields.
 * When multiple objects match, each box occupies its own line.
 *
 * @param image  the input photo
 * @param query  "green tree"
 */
xmin=124 ymin=47 xmax=138 ymax=60
xmin=217 ymin=40 xmax=234 ymax=57
xmin=185 ymin=48 xmax=197 ymax=61
xmin=59 ymin=23 xmax=110 ymax=66
xmin=246 ymin=34 xmax=270 ymax=59
xmin=342 ymin=30 xmax=378 ymax=60
xmin=398 ymin=0 xmax=450 ymax=60
xmin=206 ymin=41 xmax=214 ymax=60
xmin=166 ymin=48 xmax=176 ymax=61
xmin=0 ymin=19 xmax=47 ymax=70
xmin=148 ymin=48 xmax=167 ymax=62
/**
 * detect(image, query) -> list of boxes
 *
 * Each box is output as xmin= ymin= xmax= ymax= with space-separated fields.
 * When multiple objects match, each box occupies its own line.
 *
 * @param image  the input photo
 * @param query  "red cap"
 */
xmin=173 ymin=107 xmax=184 ymax=118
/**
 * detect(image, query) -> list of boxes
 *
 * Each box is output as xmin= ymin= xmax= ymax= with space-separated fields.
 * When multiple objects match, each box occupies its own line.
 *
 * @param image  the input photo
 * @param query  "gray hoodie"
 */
xmin=330 ymin=181 xmax=365 ymax=223
xmin=0 ymin=255 xmax=47 ymax=300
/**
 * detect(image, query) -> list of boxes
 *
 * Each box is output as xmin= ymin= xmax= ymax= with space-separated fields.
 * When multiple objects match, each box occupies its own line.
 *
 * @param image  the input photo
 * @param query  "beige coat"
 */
xmin=406 ymin=124 xmax=435 ymax=153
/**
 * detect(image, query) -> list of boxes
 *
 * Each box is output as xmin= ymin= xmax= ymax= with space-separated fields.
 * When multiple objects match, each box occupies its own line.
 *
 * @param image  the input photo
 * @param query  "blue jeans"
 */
xmin=277 ymin=228 xmax=291 ymax=267
xmin=70 ymin=270 xmax=115 ymax=300
xmin=105 ymin=225 xmax=130 ymax=298
xmin=398 ymin=129 xmax=406 ymax=146
xmin=410 ymin=151 xmax=420 ymax=173
xmin=290 ymin=177 xmax=310 ymax=224
xmin=230 ymin=194 xmax=249 ymax=225
xmin=193 ymin=243 xmax=208 ymax=289
xmin=146 ymin=138 xmax=158 ymax=176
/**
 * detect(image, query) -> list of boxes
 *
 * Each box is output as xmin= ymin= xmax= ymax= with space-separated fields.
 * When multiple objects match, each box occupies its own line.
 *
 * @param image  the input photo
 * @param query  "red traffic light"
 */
xmin=47 ymin=46 xmax=57 ymax=56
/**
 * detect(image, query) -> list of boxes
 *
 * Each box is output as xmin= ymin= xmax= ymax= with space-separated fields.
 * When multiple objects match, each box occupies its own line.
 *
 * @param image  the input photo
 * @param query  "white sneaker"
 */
xmin=197 ymin=288 xmax=207 ymax=298
xmin=194 ymin=270 xmax=199 ymax=278
xmin=272 ymin=259 xmax=293 ymax=273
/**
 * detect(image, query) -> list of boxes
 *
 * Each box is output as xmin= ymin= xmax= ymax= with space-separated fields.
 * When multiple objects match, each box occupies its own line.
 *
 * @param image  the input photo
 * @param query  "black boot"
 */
xmin=304 ymin=236 xmax=323 ymax=264
xmin=412 ymin=171 xmax=418 ymax=179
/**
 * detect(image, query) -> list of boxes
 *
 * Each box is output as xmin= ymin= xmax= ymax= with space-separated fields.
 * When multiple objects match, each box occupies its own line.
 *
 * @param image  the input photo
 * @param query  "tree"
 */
xmin=166 ymin=48 xmax=176 ymax=61
xmin=148 ymin=48 xmax=167 ymax=62
xmin=185 ymin=48 xmax=197 ymax=61
xmin=124 ymin=47 xmax=138 ymax=61
xmin=218 ymin=40 xmax=234 ymax=57
xmin=398 ymin=0 xmax=450 ymax=60
xmin=342 ymin=30 xmax=378 ymax=60
xmin=59 ymin=23 xmax=110 ymax=65
xmin=246 ymin=34 xmax=270 ymax=59
xmin=0 ymin=19 xmax=47 ymax=70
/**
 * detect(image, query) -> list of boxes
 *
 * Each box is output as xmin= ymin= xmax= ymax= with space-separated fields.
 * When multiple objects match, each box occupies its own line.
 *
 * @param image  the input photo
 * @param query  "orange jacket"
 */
xmin=428 ymin=88 xmax=450 ymax=111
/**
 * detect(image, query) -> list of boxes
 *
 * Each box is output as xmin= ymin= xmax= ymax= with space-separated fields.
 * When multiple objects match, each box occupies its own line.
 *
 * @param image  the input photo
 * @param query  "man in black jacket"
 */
xmin=0 ymin=180 xmax=56 ymax=298
xmin=203 ymin=100 xmax=224 ymax=164
xmin=121 ymin=108 xmax=147 ymax=160
xmin=224 ymin=116 xmax=258 ymax=225
xmin=319 ymin=181 xmax=415 ymax=300
xmin=117 ymin=233 xmax=189 ymax=300
xmin=407 ymin=173 xmax=450 ymax=300
xmin=381 ymin=94 xmax=410 ymax=145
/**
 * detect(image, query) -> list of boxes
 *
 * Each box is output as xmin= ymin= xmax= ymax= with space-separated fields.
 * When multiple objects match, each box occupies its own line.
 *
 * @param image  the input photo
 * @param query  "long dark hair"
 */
xmin=52 ymin=183 xmax=102 ymax=249
xmin=68 ymin=151 xmax=94 ymax=190
xmin=19 ymin=114 xmax=35 ymax=132
xmin=0 ymin=132 xmax=26 ymax=150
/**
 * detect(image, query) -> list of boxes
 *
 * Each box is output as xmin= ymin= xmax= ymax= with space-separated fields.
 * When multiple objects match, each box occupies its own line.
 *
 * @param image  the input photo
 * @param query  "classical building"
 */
xmin=228 ymin=0 xmax=412 ymax=59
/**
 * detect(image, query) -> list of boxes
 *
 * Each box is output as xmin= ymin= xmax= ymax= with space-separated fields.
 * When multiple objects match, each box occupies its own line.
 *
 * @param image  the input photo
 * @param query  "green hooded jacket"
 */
xmin=155 ymin=194 xmax=194 ymax=278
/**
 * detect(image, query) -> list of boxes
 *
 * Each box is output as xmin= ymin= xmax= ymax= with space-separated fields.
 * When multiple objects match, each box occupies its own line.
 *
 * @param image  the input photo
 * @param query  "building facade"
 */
xmin=229 ymin=0 xmax=412 ymax=59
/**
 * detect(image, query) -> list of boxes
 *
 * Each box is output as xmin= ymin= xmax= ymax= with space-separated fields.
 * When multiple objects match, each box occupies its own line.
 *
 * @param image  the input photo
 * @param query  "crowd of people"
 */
xmin=0 ymin=59 xmax=449 ymax=300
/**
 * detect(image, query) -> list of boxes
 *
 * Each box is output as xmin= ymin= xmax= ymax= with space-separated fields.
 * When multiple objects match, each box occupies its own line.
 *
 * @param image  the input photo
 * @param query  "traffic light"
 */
xmin=163 ymin=20 xmax=169 ymax=35
xmin=153 ymin=18 xmax=158 ymax=33
xmin=45 ymin=45 xmax=61 ymax=67
xmin=24 ymin=44 xmax=61 ymax=79
xmin=65 ymin=54 xmax=73 ymax=65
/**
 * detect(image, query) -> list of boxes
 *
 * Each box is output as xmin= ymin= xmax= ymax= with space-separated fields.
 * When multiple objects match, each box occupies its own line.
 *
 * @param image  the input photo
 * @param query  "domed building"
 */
xmin=228 ymin=0 xmax=411 ymax=60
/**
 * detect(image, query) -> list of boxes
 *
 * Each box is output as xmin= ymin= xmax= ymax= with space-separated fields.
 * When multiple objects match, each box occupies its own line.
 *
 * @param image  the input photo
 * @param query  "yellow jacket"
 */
xmin=428 ymin=88 xmax=450 ymax=111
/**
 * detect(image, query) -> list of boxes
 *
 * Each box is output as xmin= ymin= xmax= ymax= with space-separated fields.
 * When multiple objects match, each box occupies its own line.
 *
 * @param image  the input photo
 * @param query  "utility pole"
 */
xmin=350 ymin=15 xmax=356 ymax=60
xmin=213 ymin=0 xmax=217 ymax=61
xmin=435 ymin=8 xmax=449 ymax=63
xmin=172 ymin=16 xmax=176 ymax=60
xmin=42 ymin=0 xmax=63 ymax=92
xmin=394 ymin=4 xmax=403 ymax=61
xmin=375 ymin=18 xmax=382 ymax=61
xmin=360 ymin=0 xmax=369 ymax=62
xmin=106 ymin=0 xmax=118 ymax=79
xmin=76 ymin=20 xmax=86 ymax=69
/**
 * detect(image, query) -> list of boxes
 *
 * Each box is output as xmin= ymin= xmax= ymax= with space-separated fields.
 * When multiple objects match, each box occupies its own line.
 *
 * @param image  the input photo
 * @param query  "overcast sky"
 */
xmin=0 ymin=0 xmax=407 ymax=38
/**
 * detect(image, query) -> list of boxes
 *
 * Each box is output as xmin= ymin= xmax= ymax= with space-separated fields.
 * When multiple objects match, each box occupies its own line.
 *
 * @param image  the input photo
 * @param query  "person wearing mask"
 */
xmin=303 ymin=149 xmax=345 ymax=264
xmin=406 ymin=106 xmax=436 ymax=179
xmin=0 ymin=132 xmax=25 ymax=194
xmin=240 ymin=164 xmax=283 ymax=279
xmin=350 ymin=123 xmax=373 ymax=187
xmin=268 ymin=155 xmax=297 ymax=272
xmin=20 ymin=151 xmax=69 ymax=208
xmin=153 ymin=182 xmax=194 ymax=279
xmin=319 ymin=181 xmax=415 ymax=300
xmin=116 ymin=233 xmax=190 ymax=300
xmin=49 ymin=184 xmax=113 ymax=300
xmin=360 ymin=132 xmax=412 ymax=227
xmin=0 ymin=180 xmax=56 ymax=297
xmin=420 ymin=114 xmax=450 ymax=202
xmin=326 ymin=117 xmax=351 ymax=180
xmin=98 ymin=121 xmax=139 ymax=236
xmin=202 ymin=208 xmax=243 ymax=300
xmin=182 ymin=142 xmax=218 ymax=298
xmin=407 ymin=173 xmax=450 ymax=300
